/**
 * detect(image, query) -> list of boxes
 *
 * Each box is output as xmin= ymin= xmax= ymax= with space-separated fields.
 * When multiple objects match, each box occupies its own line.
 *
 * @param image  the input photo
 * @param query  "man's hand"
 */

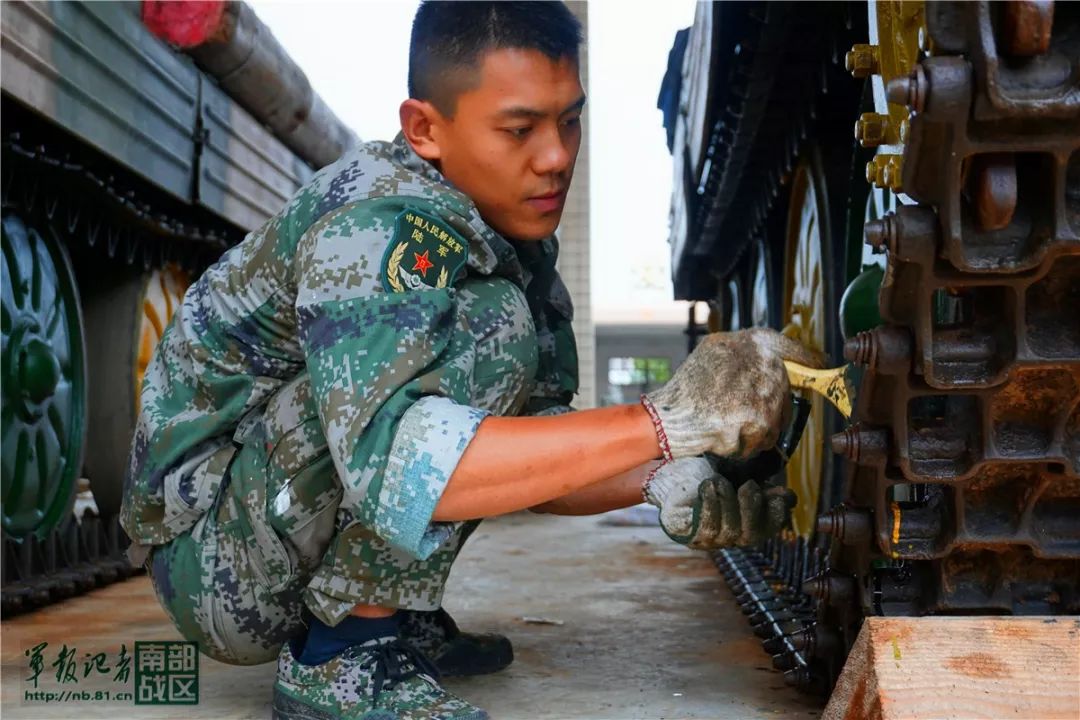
xmin=643 ymin=457 xmax=793 ymax=551
xmin=642 ymin=328 xmax=821 ymax=460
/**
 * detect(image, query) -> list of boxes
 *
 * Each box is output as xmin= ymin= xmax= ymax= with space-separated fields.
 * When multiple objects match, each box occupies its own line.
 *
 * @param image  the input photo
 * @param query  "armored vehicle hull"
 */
xmin=666 ymin=0 xmax=1080 ymax=696
xmin=1 ymin=0 xmax=354 ymax=613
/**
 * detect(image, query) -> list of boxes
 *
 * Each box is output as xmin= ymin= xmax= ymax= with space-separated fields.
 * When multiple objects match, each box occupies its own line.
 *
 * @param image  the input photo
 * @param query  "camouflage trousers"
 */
xmin=146 ymin=375 xmax=482 ymax=667
xmin=146 ymin=279 xmax=539 ymax=667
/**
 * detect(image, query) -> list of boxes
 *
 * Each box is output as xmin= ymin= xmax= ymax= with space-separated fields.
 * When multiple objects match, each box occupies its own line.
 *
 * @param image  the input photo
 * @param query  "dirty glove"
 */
xmin=641 ymin=328 xmax=821 ymax=461
xmin=643 ymin=457 xmax=795 ymax=550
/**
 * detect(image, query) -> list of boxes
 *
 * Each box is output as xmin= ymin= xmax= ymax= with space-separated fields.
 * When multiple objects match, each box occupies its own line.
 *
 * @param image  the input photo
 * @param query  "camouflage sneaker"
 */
xmin=399 ymin=609 xmax=513 ymax=678
xmin=272 ymin=636 xmax=488 ymax=720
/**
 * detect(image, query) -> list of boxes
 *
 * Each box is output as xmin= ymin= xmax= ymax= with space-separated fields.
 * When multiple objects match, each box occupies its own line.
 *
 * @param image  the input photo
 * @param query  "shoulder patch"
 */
xmin=381 ymin=208 xmax=469 ymax=293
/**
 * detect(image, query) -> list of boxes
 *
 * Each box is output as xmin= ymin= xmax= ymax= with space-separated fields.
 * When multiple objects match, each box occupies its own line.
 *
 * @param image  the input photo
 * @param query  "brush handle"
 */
xmin=783 ymin=361 xmax=853 ymax=419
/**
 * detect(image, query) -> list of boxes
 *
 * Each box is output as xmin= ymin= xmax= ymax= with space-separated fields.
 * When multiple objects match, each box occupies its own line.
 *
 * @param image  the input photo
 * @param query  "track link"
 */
xmin=716 ymin=0 xmax=1080 ymax=697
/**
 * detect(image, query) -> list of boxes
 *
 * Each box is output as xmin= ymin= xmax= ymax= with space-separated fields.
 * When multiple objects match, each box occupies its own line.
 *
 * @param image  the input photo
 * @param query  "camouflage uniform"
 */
xmin=120 ymin=134 xmax=579 ymax=666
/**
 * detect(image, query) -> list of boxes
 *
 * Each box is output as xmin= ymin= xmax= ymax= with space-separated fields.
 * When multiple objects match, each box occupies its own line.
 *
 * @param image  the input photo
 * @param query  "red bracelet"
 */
xmin=641 ymin=461 xmax=666 ymax=503
xmin=639 ymin=394 xmax=673 ymax=463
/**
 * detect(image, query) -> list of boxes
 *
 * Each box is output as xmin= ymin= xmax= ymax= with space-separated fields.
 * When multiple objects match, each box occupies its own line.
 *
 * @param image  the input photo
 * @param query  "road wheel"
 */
xmin=712 ymin=273 xmax=744 ymax=332
xmin=746 ymin=230 xmax=784 ymax=330
xmin=83 ymin=265 xmax=188 ymax=517
xmin=1 ymin=212 xmax=87 ymax=539
xmin=781 ymin=154 xmax=841 ymax=538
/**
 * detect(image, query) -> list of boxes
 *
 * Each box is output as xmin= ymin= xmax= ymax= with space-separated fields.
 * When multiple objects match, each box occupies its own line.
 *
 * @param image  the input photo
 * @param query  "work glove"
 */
xmin=643 ymin=457 xmax=794 ymax=550
xmin=641 ymin=328 xmax=821 ymax=461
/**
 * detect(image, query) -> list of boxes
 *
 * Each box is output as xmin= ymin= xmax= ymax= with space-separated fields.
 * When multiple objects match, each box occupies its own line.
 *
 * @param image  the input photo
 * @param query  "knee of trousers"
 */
xmin=147 ymin=514 xmax=306 ymax=666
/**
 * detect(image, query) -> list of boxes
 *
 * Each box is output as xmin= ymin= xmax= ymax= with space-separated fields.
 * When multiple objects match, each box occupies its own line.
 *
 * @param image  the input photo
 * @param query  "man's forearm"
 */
xmin=529 ymin=460 xmax=661 ymax=516
xmin=432 ymin=404 xmax=660 ymax=521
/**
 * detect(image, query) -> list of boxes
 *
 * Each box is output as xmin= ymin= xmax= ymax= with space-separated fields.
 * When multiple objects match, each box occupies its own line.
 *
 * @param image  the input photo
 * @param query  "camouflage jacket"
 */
xmin=121 ymin=134 xmax=579 ymax=560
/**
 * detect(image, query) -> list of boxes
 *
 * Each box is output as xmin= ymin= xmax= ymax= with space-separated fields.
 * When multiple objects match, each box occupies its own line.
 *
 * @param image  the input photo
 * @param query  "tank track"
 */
xmin=1 ymin=515 xmax=138 ymax=617
xmin=713 ymin=1 xmax=1080 ymax=697
xmin=2 ymin=134 xmax=237 ymax=273
xmin=680 ymin=2 xmax=867 ymax=296
xmin=2 ymin=121 xmax=241 ymax=614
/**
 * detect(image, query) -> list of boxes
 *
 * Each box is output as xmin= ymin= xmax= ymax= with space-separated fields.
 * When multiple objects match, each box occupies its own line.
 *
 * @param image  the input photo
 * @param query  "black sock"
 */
xmin=294 ymin=612 xmax=400 ymax=666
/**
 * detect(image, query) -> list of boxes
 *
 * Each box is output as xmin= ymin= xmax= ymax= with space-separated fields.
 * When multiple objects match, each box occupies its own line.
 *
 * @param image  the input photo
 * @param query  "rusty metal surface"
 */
xmin=709 ymin=0 xmax=1080 ymax=699
xmin=969 ymin=153 xmax=1018 ymax=231
xmin=1001 ymin=1 xmax=1055 ymax=57
xmin=926 ymin=0 xmax=1080 ymax=119
xmin=814 ymin=0 xmax=1080 ymax=690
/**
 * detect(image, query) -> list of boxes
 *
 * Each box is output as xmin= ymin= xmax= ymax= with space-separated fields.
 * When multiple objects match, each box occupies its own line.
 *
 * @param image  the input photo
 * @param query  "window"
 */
xmin=607 ymin=357 xmax=672 ymax=387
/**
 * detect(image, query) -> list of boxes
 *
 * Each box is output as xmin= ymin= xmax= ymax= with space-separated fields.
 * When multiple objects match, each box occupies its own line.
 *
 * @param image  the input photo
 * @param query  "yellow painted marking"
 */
xmin=891 ymin=636 xmax=902 ymax=661
xmin=891 ymin=501 xmax=902 ymax=545
xmin=783 ymin=361 xmax=854 ymax=418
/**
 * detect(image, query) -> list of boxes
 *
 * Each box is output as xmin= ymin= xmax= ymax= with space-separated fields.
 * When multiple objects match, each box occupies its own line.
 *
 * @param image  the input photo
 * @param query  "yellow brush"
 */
xmin=783 ymin=361 xmax=855 ymax=419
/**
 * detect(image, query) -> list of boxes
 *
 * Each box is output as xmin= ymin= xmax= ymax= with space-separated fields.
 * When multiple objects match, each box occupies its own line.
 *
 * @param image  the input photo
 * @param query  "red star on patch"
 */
xmin=412 ymin=250 xmax=435 ymax=277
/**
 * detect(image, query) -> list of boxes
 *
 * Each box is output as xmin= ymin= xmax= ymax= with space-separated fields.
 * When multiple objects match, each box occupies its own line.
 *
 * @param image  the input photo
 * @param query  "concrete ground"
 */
xmin=2 ymin=511 xmax=822 ymax=719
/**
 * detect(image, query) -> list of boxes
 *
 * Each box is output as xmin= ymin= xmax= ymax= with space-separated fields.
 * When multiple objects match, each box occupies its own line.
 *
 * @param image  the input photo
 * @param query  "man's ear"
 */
xmin=399 ymin=98 xmax=445 ymax=162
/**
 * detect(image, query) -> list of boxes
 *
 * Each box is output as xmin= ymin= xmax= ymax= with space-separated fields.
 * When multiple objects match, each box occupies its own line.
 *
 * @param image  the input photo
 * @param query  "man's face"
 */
xmin=431 ymin=48 xmax=585 ymax=242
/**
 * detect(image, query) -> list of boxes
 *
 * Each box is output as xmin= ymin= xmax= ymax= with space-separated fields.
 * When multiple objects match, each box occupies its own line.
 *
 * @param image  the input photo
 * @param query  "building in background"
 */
xmin=593 ymin=304 xmax=691 ymax=407
xmin=556 ymin=1 xmax=595 ymax=408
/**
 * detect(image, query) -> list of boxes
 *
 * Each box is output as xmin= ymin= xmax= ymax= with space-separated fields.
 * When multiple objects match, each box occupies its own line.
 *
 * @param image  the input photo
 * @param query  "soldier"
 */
xmin=120 ymin=2 xmax=817 ymax=719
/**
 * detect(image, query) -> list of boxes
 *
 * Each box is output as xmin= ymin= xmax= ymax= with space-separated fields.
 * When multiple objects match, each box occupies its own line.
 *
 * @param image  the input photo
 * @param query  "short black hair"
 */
xmin=409 ymin=1 xmax=582 ymax=116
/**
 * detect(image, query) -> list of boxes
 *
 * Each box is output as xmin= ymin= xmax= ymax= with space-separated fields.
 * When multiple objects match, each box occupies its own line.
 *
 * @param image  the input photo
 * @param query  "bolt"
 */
xmin=899 ymin=117 xmax=910 ymax=144
xmin=866 ymin=154 xmax=903 ymax=191
xmin=845 ymin=44 xmax=880 ymax=78
xmin=736 ymin=589 xmax=768 ymax=604
xmin=830 ymin=428 xmax=852 ymax=458
xmin=752 ymin=609 xmax=797 ymax=626
xmin=830 ymin=425 xmax=889 ymax=464
xmin=751 ymin=599 xmax=787 ymax=614
xmin=863 ymin=214 xmax=895 ymax=252
xmin=845 ymin=331 xmax=873 ymax=366
xmin=816 ymin=507 xmax=873 ymax=545
xmin=882 ymin=156 xmax=903 ymax=191
xmin=726 ymin=566 xmax=761 ymax=580
xmin=763 ymin=635 xmax=791 ymax=654
xmin=804 ymin=572 xmax=856 ymax=606
xmin=766 ymin=629 xmax=811 ymax=654
xmin=788 ymin=629 xmax=813 ymax=653
xmin=776 ymin=619 xmax=810 ymax=638
xmin=866 ymin=159 xmax=882 ymax=186
xmin=772 ymin=652 xmax=798 ymax=671
xmin=886 ymin=76 xmax=910 ymax=106
xmin=854 ymin=113 xmax=890 ymax=148
xmin=886 ymin=65 xmax=927 ymax=112
xmin=843 ymin=325 xmax=913 ymax=373
xmin=752 ymin=622 xmax=774 ymax=638
xmin=803 ymin=575 xmax=827 ymax=599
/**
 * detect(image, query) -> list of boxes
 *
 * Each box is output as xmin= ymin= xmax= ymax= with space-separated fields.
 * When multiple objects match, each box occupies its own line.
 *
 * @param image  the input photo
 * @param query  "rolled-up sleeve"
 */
xmin=294 ymin=196 xmax=484 ymax=559
xmin=378 ymin=396 xmax=488 ymax=558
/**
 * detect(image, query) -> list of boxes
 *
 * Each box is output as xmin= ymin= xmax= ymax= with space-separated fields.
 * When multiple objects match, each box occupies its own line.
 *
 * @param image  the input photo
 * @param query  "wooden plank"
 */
xmin=824 ymin=616 xmax=1080 ymax=720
